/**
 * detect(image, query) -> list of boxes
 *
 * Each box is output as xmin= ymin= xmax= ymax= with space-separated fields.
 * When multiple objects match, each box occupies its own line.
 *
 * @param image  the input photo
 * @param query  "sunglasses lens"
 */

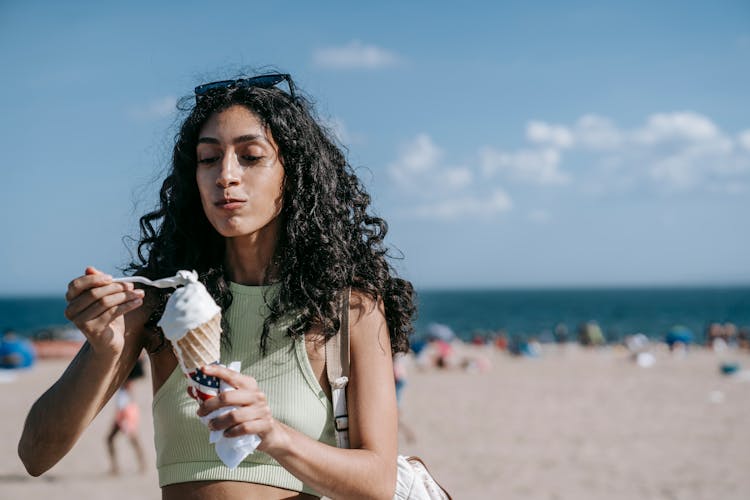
xmin=194 ymin=80 xmax=234 ymax=96
xmin=194 ymin=74 xmax=293 ymax=101
xmin=244 ymin=75 xmax=284 ymax=88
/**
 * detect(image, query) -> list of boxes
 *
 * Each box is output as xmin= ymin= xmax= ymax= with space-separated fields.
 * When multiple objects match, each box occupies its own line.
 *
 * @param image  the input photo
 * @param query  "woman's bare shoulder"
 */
xmin=348 ymin=289 xmax=390 ymax=356
xmin=348 ymin=288 xmax=386 ymax=325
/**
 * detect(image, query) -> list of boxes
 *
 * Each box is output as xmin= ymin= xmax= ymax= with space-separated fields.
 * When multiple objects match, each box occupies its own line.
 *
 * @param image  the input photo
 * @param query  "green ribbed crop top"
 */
xmin=152 ymin=282 xmax=336 ymax=494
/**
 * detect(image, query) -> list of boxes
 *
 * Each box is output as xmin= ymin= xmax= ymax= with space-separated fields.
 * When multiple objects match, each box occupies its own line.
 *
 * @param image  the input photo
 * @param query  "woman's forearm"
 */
xmin=20 ymin=270 xmax=150 ymax=476
xmin=18 ymin=342 xmax=130 ymax=476
xmin=265 ymin=422 xmax=396 ymax=500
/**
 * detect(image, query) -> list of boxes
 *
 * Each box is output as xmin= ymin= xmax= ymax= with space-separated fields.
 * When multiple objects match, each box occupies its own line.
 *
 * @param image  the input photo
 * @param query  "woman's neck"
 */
xmin=223 ymin=228 xmax=280 ymax=286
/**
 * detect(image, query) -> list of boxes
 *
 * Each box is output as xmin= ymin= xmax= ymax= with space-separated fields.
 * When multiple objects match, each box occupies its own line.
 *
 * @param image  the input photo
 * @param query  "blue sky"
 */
xmin=1 ymin=1 xmax=749 ymax=294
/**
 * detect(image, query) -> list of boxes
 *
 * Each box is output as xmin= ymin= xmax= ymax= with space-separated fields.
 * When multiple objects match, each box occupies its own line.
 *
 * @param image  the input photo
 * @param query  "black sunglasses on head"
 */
xmin=194 ymin=73 xmax=296 ymax=103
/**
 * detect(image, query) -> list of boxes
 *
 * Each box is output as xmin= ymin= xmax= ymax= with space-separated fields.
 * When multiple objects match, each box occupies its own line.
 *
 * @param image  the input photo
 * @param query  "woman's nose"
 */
xmin=217 ymin=153 xmax=240 ymax=187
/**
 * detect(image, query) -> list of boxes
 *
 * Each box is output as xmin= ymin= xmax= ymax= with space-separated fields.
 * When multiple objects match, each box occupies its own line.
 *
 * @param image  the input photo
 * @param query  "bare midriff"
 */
xmin=162 ymin=481 xmax=319 ymax=499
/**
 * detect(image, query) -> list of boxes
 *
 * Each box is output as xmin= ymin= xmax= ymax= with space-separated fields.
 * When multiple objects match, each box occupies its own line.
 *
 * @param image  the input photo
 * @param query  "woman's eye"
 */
xmin=242 ymin=155 xmax=262 ymax=162
xmin=198 ymin=156 xmax=220 ymax=164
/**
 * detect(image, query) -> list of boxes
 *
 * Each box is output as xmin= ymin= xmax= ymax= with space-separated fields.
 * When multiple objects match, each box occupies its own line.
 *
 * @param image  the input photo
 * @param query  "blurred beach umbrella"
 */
xmin=426 ymin=323 xmax=456 ymax=342
xmin=666 ymin=325 xmax=693 ymax=344
xmin=665 ymin=325 xmax=693 ymax=351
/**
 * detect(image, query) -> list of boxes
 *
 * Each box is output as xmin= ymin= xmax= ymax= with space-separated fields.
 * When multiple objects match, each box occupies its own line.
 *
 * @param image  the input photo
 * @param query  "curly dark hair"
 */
xmin=128 ymin=74 xmax=415 ymax=355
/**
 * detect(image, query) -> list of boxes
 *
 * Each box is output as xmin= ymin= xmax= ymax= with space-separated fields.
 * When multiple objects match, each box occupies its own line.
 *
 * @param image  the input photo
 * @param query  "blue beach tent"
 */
xmin=665 ymin=325 xmax=693 ymax=348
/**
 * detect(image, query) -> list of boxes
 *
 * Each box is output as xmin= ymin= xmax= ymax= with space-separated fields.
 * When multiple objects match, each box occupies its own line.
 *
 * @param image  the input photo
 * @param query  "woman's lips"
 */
xmin=216 ymin=199 xmax=246 ymax=210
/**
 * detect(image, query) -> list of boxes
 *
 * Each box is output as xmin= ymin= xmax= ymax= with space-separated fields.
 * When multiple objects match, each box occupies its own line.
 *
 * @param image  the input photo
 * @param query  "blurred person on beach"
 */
xmin=553 ymin=323 xmax=568 ymax=344
xmin=107 ymin=357 xmax=146 ymax=475
xmin=723 ymin=322 xmax=738 ymax=347
xmin=0 ymin=328 xmax=36 ymax=369
xmin=471 ymin=333 xmax=486 ymax=346
xmin=493 ymin=331 xmax=508 ymax=351
xmin=738 ymin=327 xmax=750 ymax=351
xmin=577 ymin=321 xmax=605 ymax=347
xmin=434 ymin=339 xmax=455 ymax=368
xmin=409 ymin=337 xmax=434 ymax=371
xmin=705 ymin=322 xmax=739 ymax=351
xmin=526 ymin=336 xmax=542 ymax=357
xmin=18 ymin=71 xmax=416 ymax=499
xmin=424 ymin=322 xmax=457 ymax=369
xmin=508 ymin=334 xmax=540 ymax=358
xmin=706 ymin=322 xmax=726 ymax=350
xmin=393 ymin=353 xmax=415 ymax=443
xmin=393 ymin=353 xmax=408 ymax=407
xmin=508 ymin=334 xmax=524 ymax=356
xmin=624 ymin=333 xmax=655 ymax=367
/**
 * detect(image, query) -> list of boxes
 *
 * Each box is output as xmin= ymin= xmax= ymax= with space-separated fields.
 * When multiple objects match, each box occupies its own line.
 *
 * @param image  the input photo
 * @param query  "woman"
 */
xmin=19 ymin=72 xmax=415 ymax=499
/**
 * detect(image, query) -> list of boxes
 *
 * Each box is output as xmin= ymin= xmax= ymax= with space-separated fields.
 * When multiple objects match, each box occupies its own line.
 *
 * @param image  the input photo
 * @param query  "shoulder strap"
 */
xmin=325 ymin=289 xmax=351 ymax=448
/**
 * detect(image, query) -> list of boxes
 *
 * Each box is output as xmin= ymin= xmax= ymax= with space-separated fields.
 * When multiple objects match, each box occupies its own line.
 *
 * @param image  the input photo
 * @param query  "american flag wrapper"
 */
xmin=186 ymin=364 xmax=221 ymax=401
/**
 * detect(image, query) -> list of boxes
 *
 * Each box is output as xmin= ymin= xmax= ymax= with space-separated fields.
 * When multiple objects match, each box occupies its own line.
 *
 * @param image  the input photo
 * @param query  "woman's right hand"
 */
xmin=64 ymin=266 xmax=145 ymax=356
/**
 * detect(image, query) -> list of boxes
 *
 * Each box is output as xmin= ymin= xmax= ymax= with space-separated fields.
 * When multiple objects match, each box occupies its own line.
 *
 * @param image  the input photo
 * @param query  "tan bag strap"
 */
xmin=325 ymin=289 xmax=351 ymax=448
xmin=325 ymin=288 xmax=351 ymax=380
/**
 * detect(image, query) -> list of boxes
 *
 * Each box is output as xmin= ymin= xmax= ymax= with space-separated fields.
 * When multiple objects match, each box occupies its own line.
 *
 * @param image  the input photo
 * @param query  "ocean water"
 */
xmin=413 ymin=287 xmax=750 ymax=343
xmin=2 ymin=287 xmax=749 ymax=343
xmin=0 ymin=297 xmax=72 ymax=337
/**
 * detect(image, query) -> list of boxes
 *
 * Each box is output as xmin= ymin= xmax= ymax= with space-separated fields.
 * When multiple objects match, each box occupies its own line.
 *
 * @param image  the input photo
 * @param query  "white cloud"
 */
xmin=574 ymin=114 xmax=624 ymax=150
xmin=389 ymin=134 xmax=507 ymax=220
xmin=389 ymin=134 xmax=472 ymax=191
xmin=399 ymin=134 xmax=442 ymax=173
xmin=738 ymin=130 xmax=750 ymax=151
xmin=387 ymin=112 xmax=749 ymax=222
xmin=649 ymin=154 xmax=701 ymax=189
xmin=443 ymin=167 xmax=474 ymax=189
xmin=489 ymin=111 xmax=750 ymax=194
xmin=413 ymin=189 xmax=512 ymax=220
xmin=479 ymin=147 xmax=569 ymax=185
xmin=526 ymin=121 xmax=574 ymax=148
xmin=127 ymin=96 xmax=176 ymax=120
xmin=633 ymin=111 xmax=720 ymax=145
xmin=312 ymin=40 xmax=401 ymax=69
xmin=619 ymin=113 xmax=744 ymax=192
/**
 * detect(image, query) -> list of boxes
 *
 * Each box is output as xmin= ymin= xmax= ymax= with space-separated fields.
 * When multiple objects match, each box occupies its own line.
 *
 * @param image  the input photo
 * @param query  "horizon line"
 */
xmin=2 ymin=281 xmax=750 ymax=299
xmin=415 ymin=282 xmax=750 ymax=292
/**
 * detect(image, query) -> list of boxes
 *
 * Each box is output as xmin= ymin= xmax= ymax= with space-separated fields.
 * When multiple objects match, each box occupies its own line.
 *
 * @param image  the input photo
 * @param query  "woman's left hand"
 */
xmin=195 ymin=364 xmax=285 ymax=451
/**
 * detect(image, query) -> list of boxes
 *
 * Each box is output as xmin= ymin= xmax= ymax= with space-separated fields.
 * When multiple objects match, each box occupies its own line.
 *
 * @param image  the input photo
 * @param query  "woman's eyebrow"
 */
xmin=232 ymin=134 xmax=263 ymax=145
xmin=197 ymin=134 xmax=264 ymax=145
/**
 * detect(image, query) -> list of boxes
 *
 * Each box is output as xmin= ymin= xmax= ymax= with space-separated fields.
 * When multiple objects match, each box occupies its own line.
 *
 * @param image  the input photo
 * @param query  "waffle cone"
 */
xmin=173 ymin=313 xmax=222 ymax=372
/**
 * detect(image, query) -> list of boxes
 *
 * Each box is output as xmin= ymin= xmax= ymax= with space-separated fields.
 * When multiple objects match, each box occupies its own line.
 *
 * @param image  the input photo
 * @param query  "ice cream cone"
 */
xmin=173 ymin=313 xmax=222 ymax=372
xmin=157 ymin=270 xmax=223 ymax=376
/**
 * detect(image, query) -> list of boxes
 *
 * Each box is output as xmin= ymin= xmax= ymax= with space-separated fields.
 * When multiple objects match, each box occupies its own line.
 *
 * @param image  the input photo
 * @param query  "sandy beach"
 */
xmin=2 ymin=344 xmax=749 ymax=499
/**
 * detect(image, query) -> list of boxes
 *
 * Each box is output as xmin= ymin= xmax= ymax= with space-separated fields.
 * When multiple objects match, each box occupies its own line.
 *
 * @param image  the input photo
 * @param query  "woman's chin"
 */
xmin=215 ymin=227 xmax=247 ymax=238
xmin=208 ymin=214 xmax=281 ymax=240
xmin=208 ymin=220 xmax=244 ymax=238
xmin=212 ymin=223 xmax=265 ymax=239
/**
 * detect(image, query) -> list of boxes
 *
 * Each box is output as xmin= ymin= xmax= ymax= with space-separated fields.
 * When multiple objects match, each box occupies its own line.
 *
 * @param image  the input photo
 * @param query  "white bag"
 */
xmin=394 ymin=455 xmax=451 ymax=500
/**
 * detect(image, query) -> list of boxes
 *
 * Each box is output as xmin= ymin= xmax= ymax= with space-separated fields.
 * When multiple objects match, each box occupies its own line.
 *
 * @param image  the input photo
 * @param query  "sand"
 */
xmin=2 ymin=344 xmax=749 ymax=499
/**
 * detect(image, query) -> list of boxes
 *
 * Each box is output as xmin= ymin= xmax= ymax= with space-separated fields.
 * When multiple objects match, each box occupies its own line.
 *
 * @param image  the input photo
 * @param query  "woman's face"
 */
xmin=195 ymin=105 xmax=285 ymax=240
